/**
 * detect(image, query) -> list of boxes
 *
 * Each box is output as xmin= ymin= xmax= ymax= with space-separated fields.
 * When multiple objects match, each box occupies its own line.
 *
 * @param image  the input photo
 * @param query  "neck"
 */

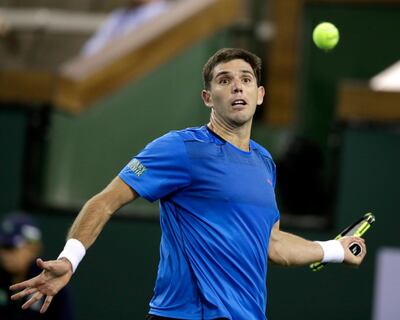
xmin=207 ymin=114 xmax=252 ymax=151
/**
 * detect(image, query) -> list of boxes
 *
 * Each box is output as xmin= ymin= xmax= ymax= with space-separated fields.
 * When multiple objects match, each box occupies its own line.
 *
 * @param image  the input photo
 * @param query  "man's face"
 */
xmin=202 ymin=59 xmax=265 ymax=127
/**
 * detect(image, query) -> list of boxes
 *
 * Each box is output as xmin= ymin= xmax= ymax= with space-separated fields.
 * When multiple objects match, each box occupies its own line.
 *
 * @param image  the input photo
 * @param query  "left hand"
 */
xmin=339 ymin=236 xmax=366 ymax=267
xmin=9 ymin=257 xmax=73 ymax=313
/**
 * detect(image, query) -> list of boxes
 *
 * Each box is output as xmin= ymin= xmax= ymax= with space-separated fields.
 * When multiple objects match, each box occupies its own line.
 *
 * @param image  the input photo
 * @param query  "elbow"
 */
xmin=86 ymin=193 xmax=114 ymax=218
xmin=268 ymin=246 xmax=291 ymax=267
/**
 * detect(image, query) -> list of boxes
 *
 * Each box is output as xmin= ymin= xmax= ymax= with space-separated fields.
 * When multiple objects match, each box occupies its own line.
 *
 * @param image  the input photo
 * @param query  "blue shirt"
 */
xmin=119 ymin=126 xmax=280 ymax=320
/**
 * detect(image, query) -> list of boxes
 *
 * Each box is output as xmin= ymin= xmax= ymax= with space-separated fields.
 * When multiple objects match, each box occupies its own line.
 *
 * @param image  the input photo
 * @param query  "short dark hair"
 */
xmin=202 ymin=48 xmax=262 ymax=90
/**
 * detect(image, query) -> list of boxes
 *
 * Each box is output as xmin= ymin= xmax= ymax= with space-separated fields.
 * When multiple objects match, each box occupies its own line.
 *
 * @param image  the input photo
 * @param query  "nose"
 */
xmin=232 ymin=78 xmax=243 ymax=93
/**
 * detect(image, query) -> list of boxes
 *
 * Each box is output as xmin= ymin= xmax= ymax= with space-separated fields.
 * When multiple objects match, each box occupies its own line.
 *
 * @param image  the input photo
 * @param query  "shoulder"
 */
xmin=146 ymin=129 xmax=184 ymax=145
xmin=154 ymin=126 xmax=212 ymax=144
xmin=142 ymin=127 xmax=208 ymax=154
xmin=251 ymin=140 xmax=273 ymax=160
xmin=154 ymin=126 xmax=219 ymax=159
xmin=251 ymin=140 xmax=277 ymax=173
xmin=173 ymin=126 xmax=212 ymax=143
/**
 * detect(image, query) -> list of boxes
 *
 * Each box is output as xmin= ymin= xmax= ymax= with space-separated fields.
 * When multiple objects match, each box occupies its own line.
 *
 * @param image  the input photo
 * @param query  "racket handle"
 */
xmin=349 ymin=242 xmax=362 ymax=256
xmin=310 ymin=261 xmax=327 ymax=271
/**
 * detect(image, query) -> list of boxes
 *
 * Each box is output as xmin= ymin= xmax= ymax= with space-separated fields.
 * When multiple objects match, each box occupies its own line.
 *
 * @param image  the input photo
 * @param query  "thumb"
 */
xmin=36 ymin=258 xmax=45 ymax=270
xmin=36 ymin=258 xmax=57 ymax=273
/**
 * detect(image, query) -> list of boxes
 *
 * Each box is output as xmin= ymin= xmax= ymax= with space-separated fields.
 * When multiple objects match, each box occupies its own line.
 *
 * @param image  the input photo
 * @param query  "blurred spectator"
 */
xmin=0 ymin=212 xmax=74 ymax=320
xmin=81 ymin=0 xmax=170 ymax=56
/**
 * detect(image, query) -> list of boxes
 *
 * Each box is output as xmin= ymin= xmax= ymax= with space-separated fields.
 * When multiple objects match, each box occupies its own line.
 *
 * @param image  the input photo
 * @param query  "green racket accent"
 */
xmin=310 ymin=212 xmax=375 ymax=271
xmin=353 ymin=221 xmax=371 ymax=237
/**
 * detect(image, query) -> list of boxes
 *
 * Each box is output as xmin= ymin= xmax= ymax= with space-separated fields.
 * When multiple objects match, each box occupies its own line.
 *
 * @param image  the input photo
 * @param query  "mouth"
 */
xmin=231 ymin=99 xmax=247 ymax=108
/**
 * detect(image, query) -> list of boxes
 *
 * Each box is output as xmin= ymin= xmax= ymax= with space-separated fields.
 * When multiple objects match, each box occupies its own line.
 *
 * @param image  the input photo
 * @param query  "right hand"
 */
xmin=10 ymin=257 xmax=73 ymax=313
xmin=339 ymin=236 xmax=367 ymax=267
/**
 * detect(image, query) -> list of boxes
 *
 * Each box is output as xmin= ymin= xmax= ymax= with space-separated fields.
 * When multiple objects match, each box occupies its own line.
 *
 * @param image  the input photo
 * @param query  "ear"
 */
xmin=201 ymin=90 xmax=213 ymax=108
xmin=257 ymin=86 xmax=265 ymax=106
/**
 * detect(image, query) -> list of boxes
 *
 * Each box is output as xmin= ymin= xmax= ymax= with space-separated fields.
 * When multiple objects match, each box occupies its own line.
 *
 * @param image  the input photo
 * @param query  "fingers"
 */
xmin=340 ymin=236 xmax=367 ymax=266
xmin=10 ymin=257 xmax=72 ymax=313
xmin=40 ymin=295 xmax=53 ymax=313
xmin=37 ymin=258 xmax=56 ymax=273
xmin=9 ymin=258 xmax=50 ymax=292
xmin=14 ymin=287 xmax=54 ymax=313
xmin=340 ymin=236 xmax=365 ymax=249
xmin=10 ymin=287 xmax=38 ymax=301
xmin=36 ymin=258 xmax=46 ymax=269
xmin=357 ymin=239 xmax=367 ymax=257
xmin=9 ymin=275 xmax=43 ymax=292
xmin=21 ymin=291 xmax=44 ymax=310
xmin=38 ymin=257 xmax=73 ymax=276
xmin=348 ymin=237 xmax=366 ymax=254
xmin=347 ymin=239 xmax=365 ymax=254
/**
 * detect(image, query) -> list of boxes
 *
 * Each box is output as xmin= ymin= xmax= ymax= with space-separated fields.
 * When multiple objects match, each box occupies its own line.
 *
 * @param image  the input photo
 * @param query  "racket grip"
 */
xmin=349 ymin=242 xmax=362 ymax=256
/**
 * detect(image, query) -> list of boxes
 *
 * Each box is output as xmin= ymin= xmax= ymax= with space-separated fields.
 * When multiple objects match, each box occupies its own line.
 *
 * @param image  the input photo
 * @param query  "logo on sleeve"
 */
xmin=128 ymin=158 xmax=147 ymax=177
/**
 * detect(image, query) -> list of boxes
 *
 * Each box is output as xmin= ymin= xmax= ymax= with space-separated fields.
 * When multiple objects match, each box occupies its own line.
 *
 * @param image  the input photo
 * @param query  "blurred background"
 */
xmin=0 ymin=0 xmax=399 ymax=319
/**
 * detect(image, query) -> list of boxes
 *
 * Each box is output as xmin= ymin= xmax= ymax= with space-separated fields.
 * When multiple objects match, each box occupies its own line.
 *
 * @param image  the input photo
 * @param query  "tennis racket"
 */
xmin=310 ymin=212 xmax=375 ymax=271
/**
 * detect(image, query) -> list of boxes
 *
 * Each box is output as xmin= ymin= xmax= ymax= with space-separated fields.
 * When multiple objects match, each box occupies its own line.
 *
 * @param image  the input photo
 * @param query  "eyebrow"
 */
xmin=214 ymin=70 xmax=255 ymax=78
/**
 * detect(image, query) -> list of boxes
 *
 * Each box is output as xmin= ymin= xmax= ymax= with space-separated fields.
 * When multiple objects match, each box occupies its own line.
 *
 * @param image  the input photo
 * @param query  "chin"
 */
xmin=230 ymin=116 xmax=253 ymax=127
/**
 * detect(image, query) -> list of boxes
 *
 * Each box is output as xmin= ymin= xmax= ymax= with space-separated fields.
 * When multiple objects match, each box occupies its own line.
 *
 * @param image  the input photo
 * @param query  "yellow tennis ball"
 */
xmin=312 ymin=22 xmax=339 ymax=50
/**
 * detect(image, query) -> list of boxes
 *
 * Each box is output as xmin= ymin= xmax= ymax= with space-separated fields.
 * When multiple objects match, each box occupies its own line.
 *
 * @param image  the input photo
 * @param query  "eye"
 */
xmin=218 ymin=78 xmax=230 ymax=85
xmin=242 ymin=77 xmax=252 ymax=84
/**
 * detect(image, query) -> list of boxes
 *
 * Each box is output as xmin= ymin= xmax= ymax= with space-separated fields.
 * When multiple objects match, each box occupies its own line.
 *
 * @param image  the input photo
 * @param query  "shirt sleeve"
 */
xmin=261 ymin=152 xmax=280 ymax=224
xmin=271 ymin=160 xmax=280 ymax=224
xmin=118 ymin=131 xmax=191 ymax=202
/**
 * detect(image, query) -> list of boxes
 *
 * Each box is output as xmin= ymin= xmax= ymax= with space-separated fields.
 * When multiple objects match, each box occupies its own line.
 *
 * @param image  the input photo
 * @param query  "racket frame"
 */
xmin=310 ymin=212 xmax=375 ymax=271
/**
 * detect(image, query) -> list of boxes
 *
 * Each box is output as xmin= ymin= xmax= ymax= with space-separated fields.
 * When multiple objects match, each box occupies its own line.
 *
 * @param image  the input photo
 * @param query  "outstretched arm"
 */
xmin=10 ymin=176 xmax=138 ymax=313
xmin=268 ymin=220 xmax=366 ymax=267
xmin=65 ymin=176 xmax=137 ymax=249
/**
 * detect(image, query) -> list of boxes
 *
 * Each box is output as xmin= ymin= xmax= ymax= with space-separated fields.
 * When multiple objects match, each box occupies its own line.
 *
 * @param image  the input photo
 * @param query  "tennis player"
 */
xmin=9 ymin=48 xmax=367 ymax=320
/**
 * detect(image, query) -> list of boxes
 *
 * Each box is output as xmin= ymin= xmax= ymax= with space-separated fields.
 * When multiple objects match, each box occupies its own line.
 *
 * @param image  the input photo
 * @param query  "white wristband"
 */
xmin=58 ymin=239 xmax=86 ymax=273
xmin=315 ymin=240 xmax=344 ymax=263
